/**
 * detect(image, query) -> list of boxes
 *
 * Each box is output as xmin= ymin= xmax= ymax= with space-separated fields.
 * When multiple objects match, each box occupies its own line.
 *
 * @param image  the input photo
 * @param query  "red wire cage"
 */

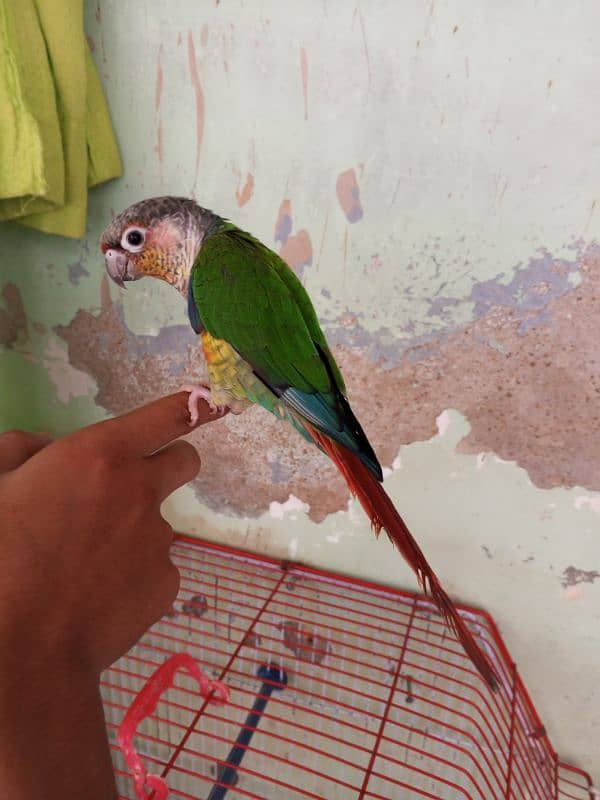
xmin=102 ymin=535 xmax=594 ymax=800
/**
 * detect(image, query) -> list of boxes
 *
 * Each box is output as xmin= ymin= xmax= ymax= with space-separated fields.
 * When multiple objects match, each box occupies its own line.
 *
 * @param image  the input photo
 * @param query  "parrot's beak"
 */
xmin=104 ymin=249 xmax=139 ymax=288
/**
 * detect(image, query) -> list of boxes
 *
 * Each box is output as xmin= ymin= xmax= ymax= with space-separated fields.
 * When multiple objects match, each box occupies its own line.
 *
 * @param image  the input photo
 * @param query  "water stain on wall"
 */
xmin=200 ymin=23 xmax=209 ymax=47
xmin=354 ymin=8 xmax=371 ymax=88
xmin=300 ymin=47 xmax=308 ymax=120
xmin=155 ymin=46 xmax=164 ymax=166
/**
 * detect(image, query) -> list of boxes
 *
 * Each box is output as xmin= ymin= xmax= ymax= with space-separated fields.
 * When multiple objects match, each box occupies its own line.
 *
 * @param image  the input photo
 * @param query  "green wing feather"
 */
xmin=191 ymin=224 xmax=382 ymax=479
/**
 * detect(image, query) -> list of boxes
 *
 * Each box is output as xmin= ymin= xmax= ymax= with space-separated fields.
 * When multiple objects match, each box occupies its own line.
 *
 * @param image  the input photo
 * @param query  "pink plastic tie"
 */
xmin=117 ymin=653 xmax=229 ymax=799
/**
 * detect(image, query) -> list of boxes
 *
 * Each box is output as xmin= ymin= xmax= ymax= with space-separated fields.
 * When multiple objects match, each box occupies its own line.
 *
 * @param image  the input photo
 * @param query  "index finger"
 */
xmin=94 ymin=392 xmax=229 ymax=456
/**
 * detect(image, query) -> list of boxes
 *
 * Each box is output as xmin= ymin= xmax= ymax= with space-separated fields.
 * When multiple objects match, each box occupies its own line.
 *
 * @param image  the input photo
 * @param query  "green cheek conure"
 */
xmin=101 ymin=196 xmax=498 ymax=691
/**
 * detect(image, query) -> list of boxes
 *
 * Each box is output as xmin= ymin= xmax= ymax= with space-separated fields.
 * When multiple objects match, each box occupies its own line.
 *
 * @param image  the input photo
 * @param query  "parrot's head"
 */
xmin=100 ymin=196 xmax=220 ymax=294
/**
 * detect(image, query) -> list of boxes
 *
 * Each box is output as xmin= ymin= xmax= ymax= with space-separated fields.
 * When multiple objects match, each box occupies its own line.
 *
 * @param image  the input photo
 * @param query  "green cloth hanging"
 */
xmin=0 ymin=0 xmax=122 ymax=239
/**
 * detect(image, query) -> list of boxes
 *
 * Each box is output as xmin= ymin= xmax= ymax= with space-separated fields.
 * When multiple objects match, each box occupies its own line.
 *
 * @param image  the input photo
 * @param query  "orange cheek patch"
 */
xmin=136 ymin=248 xmax=171 ymax=278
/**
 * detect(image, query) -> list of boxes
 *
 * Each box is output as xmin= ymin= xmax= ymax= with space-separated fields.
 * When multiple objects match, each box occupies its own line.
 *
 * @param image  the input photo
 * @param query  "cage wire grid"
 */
xmin=102 ymin=535 xmax=593 ymax=800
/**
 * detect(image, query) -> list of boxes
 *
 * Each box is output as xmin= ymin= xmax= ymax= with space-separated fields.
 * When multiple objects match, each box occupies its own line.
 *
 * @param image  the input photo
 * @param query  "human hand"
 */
xmin=0 ymin=392 xmax=227 ymax=676
xmin=0 ymin=430 xmax=53 ymax=472
xmin=0 ymin=392 xmax=227 ymax=799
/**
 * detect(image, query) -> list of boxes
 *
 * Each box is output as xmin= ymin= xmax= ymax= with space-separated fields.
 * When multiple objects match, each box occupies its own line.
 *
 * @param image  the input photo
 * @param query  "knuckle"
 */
xmin=79 ymin=450 xmax=129 ymax=493
xmin=150 ymin=563 xmax=180 ymax=621
xmin=165 ymin=562 xmax=181 ymax=600
xmin=67 ymin=426 xmax=122 ymax=461
xmin=158 ymin=520 xmax=175 ymax=550
xmin=186 ymin=445 xmax=201 ymax=474
xmin=154 ymin=518 xmax=174 ymax=543
xmin=168 ymin=441 xmax=201 ymax=477
xmin=178 ymin=444 xmax=201 ymax=484
xmin=180 ymin=440 xmax=200 ymax=462
xmin=0 ymin=429 xmax=32 ymax=448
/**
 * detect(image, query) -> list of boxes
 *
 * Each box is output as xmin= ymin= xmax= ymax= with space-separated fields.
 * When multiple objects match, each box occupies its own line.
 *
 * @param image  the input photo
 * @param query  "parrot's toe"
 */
xmin=182 ymin=384 xmax=227 ymax=425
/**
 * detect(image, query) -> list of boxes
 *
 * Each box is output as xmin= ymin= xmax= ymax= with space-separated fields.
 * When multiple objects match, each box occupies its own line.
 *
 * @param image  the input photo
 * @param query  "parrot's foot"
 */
xmin=182 ymin=384 xmax=228 ymax=425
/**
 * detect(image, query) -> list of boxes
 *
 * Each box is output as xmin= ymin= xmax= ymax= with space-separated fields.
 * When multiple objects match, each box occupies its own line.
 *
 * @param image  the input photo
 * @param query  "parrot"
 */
xmin=101 ymin=196 xmax=498 ymax=691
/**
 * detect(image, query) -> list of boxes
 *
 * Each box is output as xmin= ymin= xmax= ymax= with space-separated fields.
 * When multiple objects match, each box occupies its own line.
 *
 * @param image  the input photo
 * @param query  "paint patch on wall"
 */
xmin=561 ymin=566 xmax=600 ymax=588
xmin=68 ymin=261 xmax=90 ymax=286
xmin=274 ymin=199 xmax=293 ymax=246
xmin=336 ymin=168 xmax=363 ymax=223
xmin=187 ymin=31 xmax=205 ymax=187
xmin=436 ymin=410 xmax=451 ymax=436
xmin=0 ymin=284 xmax=28 ymax=348
xmin=235 ymin=172 xmax=255 ymax=206
xmin=43 ymin=338 xmax=96 ymax=403
xmin=574 ymin=495 xmax=600 ymax=513
xmin=280 ymin=230 xmax=313 ymax=279
xmin=273 ymin=199 xmax=312 ymax=278
xmin=427 ymin=247 xmax=582 ymax=330
xmin=56 ymin=245 xmax=600 ymax=521
xmin=56 ymin=277 xmax=343 ymax=522
xmin=269 ymin=494 xmax=309 ymax=520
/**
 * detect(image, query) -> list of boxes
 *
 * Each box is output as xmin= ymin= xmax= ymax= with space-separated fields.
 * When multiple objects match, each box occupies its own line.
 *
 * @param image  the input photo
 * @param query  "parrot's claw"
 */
xmin=182 ymin=384 xmax=228 ymax=425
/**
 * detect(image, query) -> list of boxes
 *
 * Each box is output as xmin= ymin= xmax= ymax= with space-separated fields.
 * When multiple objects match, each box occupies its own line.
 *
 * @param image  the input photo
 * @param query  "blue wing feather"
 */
xmin=187 ymin=280 xmax=205 ymax=333
xmin=282 ymin=386 xmax=383 ymax=480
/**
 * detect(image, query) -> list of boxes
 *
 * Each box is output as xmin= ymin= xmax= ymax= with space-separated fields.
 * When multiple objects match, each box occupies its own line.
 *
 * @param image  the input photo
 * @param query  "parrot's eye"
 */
xmin=121 ymin=227 xmax=146 ymax=252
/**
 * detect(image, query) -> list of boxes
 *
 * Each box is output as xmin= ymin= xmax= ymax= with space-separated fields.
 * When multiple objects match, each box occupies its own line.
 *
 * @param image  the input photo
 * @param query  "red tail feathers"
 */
xmin=307 ymin=426 xmax=499 ymax=691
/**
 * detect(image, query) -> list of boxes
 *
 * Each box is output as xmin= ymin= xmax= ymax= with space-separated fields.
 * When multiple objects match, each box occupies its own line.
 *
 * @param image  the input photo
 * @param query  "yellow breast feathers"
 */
xmin=200 ymin=331 xmax=258 ymax=412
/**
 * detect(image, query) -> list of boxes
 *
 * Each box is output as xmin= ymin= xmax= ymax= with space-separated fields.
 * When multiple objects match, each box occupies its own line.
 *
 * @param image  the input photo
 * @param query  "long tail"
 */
xmin=306 ymin=425 xmax=499 ymax=691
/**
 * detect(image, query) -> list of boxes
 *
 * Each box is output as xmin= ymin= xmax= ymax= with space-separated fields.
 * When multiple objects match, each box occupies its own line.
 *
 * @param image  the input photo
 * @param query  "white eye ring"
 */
xmin=121 ymin=227 xmax=146 ymax=253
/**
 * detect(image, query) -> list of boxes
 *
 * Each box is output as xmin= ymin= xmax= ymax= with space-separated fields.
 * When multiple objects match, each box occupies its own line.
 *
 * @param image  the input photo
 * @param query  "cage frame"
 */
xmin=103 ymin=534 xmax=594 ymax=800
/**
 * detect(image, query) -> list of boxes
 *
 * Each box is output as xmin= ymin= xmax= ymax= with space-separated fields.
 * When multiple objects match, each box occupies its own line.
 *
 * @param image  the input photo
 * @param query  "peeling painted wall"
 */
xmin=0 ymin=0 xmax=599 ymax=782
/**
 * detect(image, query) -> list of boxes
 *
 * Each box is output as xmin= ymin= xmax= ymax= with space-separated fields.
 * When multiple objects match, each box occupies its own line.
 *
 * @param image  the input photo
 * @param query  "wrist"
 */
xmin=0 ymin=654 xmax=117 ymax=799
